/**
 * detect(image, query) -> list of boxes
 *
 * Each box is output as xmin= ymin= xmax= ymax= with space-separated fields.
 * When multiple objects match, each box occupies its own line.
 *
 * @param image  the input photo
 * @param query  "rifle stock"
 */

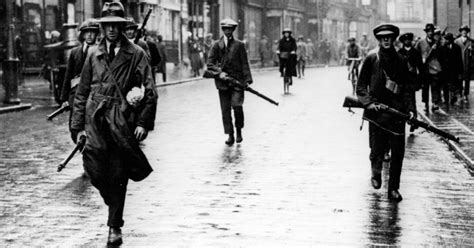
xmin=342 ymin=95 xmax=460 ymax=143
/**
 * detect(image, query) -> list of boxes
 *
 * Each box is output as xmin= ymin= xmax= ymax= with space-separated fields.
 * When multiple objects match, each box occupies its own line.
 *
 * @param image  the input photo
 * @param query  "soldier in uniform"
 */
xmin=454 ymin=25 xmax=474 ymax=103
xmin=206 ymin=18 xmax=253 ymax=145
xmin=70 ymin=2 xmax=158 ymax=245
xmin=356 ymin=24 xmax=416 ymax=202
xmin=60 ymin=19 xmax=100 ymax=137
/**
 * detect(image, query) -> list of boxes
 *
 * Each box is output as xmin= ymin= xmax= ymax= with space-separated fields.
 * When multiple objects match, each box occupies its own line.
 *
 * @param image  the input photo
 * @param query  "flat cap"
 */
xmin=444 ymin=32 xmax=455 ymax=41
xmin=99 ymin=1 xmax=127 ymax=23
xmin=347 ymin=37 xmax=356 ymax=42
xmin=373 ymin=23 xmax=400 ymax=39
xmin=220 ymin=18 xmax=238 ymax=28
xmin=398 ymin=32 xmax=414 ymax=42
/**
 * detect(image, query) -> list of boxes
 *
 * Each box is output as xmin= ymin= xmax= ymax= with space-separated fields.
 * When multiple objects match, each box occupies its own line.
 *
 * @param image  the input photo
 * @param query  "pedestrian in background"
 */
xmin=455 ymin=25 xmax=474 ymax=103
xmin=296 ymin=35 xmax=307 ymax=78
xmin=306 ymin=38 xmax=316 ymax=65
xmin=277 ymin=28 xmax=297 ymax=83
xmin=356 ymin=23 xmax=416 ymax=202
xmin=156 ymin=34 xmax=168 ymax=82
xmin=440 ymin=33 xmax=463 ymax=106
xmin=259 ymin=35 xmax=270 ymax=67
xmin=189 ymin=35 xmax=203 ymax=77
xmin=145 ymin=32 xmax=162 ymax=82
xmin=398 ymin=32 xmax=423 ymax=133
xmin=272 ymin=39 xmax=280 ymax=66
xmin=60 ymin=19 xmax=100 ymax=139
xmin=124 ymin=17 xmax=150 ymax=57
xmin=206 ymin=18 xmax=253 ymax=145
xmin=70 ymin=2 xmax=158 ymax=245
xmin=319 ymin=39 xmax=330 ymax=66
xmin=415 ymin=24 xmax=443 ymax=111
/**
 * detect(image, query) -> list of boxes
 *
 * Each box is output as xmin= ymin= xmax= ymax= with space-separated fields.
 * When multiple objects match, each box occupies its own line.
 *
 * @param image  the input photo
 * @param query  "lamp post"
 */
xmin=3 ymin=0 xmax=21 ymax=104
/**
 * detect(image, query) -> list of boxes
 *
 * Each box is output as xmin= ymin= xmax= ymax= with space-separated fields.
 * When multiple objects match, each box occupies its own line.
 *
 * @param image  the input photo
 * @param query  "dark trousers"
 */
xmin=422 ymin=73 xmax=441 ymax=104
xmin=463 ymin=79 xmax=470 ymax=96
xmin=369 ymin=123 xmax=405 ymax=191
xmin=218 ymin=89 xmax=244 ymax=134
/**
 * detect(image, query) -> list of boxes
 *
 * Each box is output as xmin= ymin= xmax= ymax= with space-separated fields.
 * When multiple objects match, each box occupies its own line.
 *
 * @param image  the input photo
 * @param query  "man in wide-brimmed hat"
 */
xmin=356 ymin=23 xmax=416 ymax=202
xmin=205 ymin=18 xmax=253 ymax=145
xmin=70 ymin=1 xmax=158 ymax=245
xmin=60 ymin=18 xmax=100 ymax=138
xmin=455 ymin=25 xmax=474 ymax=102
xmin=415 ymin=23 xmax=444 ymax=111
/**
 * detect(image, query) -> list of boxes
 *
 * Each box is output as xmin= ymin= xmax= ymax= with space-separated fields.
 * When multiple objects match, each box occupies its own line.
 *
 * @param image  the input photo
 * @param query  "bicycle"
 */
xmin=346 ymin=57 xmax=362 ymax=95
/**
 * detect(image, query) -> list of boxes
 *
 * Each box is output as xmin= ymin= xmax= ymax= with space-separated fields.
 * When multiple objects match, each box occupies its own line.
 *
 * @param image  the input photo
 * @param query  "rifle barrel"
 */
xmin=47 ymin=105 xmax=69 ymax=121
xmin=57 ymin=136 xmax=86 ymax=172
xmin=246 ymin=87 xmax=279 ymax=106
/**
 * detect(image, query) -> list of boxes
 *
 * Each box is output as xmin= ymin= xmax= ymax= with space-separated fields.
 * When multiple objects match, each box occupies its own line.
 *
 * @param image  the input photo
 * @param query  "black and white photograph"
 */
xmin=1 ymin=0 xmax=474 ymax=246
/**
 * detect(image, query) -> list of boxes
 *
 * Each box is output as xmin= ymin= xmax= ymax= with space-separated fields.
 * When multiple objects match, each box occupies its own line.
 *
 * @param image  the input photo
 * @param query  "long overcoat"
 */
xmin=454 ymin=37 xmax=474 ymax=80
xmin=71 ymin=37 xmax=158 ymax=186
xmin=206 ymin=36 xmax=253 ymax=90
xmin=61 ymin=44 xmax=91 ymax=105
xmin=278 ymin=37 xmax=297 ymax=77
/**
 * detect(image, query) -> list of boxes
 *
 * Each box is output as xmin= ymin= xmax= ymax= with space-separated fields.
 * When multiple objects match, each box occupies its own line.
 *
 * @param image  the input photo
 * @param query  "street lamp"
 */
xmin=3 ymin=0 xmax=21 ymax=104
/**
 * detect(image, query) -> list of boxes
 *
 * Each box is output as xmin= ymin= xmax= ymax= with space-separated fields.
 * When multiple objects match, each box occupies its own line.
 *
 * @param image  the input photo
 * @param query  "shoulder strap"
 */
xmin=104 ymin=63 xmax=126 ymax=103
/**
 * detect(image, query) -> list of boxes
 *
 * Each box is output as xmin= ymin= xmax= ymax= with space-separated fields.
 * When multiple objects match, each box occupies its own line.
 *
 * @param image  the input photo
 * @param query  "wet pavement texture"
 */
xmin=1 ymin=67 xmax=474 ymax=246
xmin=417 ymin=92 xmax=474 ymax=173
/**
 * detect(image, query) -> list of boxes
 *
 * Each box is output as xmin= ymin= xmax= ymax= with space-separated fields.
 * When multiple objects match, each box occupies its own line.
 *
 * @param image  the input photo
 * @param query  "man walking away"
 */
xmin=455 ymin=25 xmax=474 ymax=103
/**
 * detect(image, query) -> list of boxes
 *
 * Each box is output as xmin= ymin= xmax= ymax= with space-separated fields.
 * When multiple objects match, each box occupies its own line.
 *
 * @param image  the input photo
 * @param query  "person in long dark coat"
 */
xmin=356 ymin=24 xmax=416 ymax=202
xmin=60 ymin=19 xmax=99 ymax=138
xmin=206 ymin=18 xmax=253 ymax=145
xmin=70 ymin=2 xmax=158 ymax=245
xmin=189 ymin=36 xmax=203 ymax=77
xmin=277 ymin=28 xmax=297 ymax=84
xmin=440 ymin=33 xmax=463 ymax=105
xmin=156 ymin=35 xmax=167 ymax=82
xmin=145 ymin=33 xmax=162 ymax=82
xmin=454 ymin=25 xmax=474 ymax=102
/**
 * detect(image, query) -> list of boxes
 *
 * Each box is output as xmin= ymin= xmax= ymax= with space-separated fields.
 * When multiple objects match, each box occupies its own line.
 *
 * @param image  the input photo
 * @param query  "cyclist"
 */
xmin=277 ymin=28 xmax=297 ymax=93
xmin=345 ymin=37 xmax=362 ymax=94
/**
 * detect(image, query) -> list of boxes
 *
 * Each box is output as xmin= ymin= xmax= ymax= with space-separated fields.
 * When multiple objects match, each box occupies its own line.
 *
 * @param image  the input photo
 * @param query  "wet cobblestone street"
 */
xmin=1 ymin=67 xmax=473 ymax=247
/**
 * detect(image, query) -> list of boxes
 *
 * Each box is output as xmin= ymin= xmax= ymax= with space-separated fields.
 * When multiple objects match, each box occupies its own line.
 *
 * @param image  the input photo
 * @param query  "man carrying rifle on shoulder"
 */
xmin=206 ymin=18 xmax=253 ymax=146
xmin=356 ymin=24 xmax=417 ymax=202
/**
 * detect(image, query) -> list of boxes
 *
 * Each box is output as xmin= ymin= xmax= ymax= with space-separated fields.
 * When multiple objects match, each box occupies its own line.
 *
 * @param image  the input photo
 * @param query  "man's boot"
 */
xmin=107 ymin=227 xmax=123 ymax=245
xmin=236 ymin=128 xmax=243 ymax=143
xmin=225 ymin=134 xmax=235 ymax=146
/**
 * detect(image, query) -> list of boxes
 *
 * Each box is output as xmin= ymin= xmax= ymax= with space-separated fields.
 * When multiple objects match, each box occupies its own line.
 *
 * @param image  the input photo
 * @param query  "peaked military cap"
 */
xmin=373 ymin=23 xmax=400 ymax=39
xmin=399 ymin=32 xmax=414 ymax=42
xmin=424 ymin=23 xmax=435 ymax=32
xmin=79 ymin=19 xmax=100 ymax=32
xmin=99 ymin=1 xmax=127 ymax=23
xmin=220 ymin=18 xmax=238 ymax=28
xmin=460 ymin=25 xmax=471 ymax=32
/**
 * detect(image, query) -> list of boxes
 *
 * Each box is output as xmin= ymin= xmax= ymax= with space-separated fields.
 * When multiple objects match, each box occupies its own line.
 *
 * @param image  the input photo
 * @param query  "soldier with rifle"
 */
xmin=206 ymin=18 xmax=253 ymax=146
xmin=356 ymin=24 xmax=416 ymax=202
xmin=70 ymin=2 xmax=158 ymax=245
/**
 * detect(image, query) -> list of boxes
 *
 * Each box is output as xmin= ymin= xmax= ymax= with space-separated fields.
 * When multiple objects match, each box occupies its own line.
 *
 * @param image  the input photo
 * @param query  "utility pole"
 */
xmin=433 ymin=0 xmax=437 ymax=25
xmin=3 ymin=0 xmax=21 ymax=104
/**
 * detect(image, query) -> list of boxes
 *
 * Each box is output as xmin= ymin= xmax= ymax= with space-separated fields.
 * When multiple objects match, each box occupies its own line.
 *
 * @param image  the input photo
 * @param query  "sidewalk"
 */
xmin=416 ymin=93 xmax=474 ymax=174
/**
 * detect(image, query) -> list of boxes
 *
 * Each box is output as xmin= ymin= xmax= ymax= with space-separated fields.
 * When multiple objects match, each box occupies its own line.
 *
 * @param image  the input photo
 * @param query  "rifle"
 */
xmin=57 ymin=135 xmax=86 ymax=172
xmin=47 ymin=104 xmax=70 ymax=121
xmin=134 ymin=8 xmax=153 ymax=44
xmin=221 ymin=75 xmax=279 ymax=106
xmin=342 ymin=95 xmax=460 ymax=143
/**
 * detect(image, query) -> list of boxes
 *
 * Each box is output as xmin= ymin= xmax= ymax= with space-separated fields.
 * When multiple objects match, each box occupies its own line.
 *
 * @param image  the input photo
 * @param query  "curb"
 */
xmin=417 ymin=110 xmax=474 ymax=175
xmin=0 ymin=103 xmax=32 ymax=114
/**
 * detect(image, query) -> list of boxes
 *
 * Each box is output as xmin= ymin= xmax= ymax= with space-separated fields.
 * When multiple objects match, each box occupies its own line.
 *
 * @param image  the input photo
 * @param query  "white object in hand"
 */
xmin=126 ymin=85 xmax=145 ymax=107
